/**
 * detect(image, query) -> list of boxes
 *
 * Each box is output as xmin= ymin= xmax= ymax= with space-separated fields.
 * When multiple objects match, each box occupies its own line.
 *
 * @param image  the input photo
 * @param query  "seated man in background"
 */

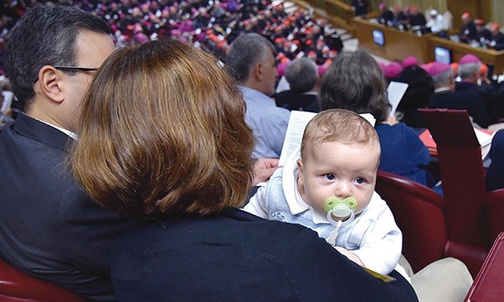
xmin=408 ymin=6 xmax=426 ymax=27
xmin=473 ymin=19 xmax=492 ymax=45
xmin=459 ymin=12 xmax=477 ymax=43
xmin=275 ymin=57 xmax=320 ymax=113
xmin=487 ymin=23 xmax=504 ymax=50
xmin=0 ymin=5 xmax=133 ymax=301
xmin=426 ymin=9 xmax=445 ymax=34
xmin=429 ymin=61 xmax=492 ymax=129
xmin=225 ymin=33 xmax=290 ymax=159
xmin=455 ymin=54 xmax=500 ymax=124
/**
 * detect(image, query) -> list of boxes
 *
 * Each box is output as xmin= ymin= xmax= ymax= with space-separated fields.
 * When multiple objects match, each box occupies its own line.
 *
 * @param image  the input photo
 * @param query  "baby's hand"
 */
xmin=334 ymin=246 xmax=364 ymax=266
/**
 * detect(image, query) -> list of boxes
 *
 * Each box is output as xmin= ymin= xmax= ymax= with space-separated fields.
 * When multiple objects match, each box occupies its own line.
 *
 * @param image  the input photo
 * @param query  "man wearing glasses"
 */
xmin=0 ymin=4 xmax=132 ymax=301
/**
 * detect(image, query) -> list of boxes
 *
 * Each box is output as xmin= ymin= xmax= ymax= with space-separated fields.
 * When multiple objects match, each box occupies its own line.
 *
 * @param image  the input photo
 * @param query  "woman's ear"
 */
xmin=38 ymin=66 xmax=64 ymax=104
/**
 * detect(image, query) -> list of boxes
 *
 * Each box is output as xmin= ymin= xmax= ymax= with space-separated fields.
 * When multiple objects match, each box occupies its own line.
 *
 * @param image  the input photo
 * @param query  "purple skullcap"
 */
xmin=402 ymin=56 xmax=418 ymax=68
xmin=419 ymin=63 xmax=430 ymax=72
xmin=459 ymin=54 xmax=481 ymax=65
xmin=277 ymin=62 xmax=289 ymax=77
xmin=428 ymin=61 xmax=452 ymax=77
xmin=378 ymin=62 xmax=386 ymax=72
xmin=317 ymin=64 xmax=328 ymax=77
xmin=384 ymin=62 xmax=403 ymax=78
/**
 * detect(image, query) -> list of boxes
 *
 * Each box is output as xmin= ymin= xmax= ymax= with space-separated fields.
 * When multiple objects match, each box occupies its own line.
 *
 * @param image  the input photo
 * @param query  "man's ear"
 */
xmin=252 ymin=61 xmax=264 ymax=82
xmin=38 ymin=66 xmax=64 ymax=104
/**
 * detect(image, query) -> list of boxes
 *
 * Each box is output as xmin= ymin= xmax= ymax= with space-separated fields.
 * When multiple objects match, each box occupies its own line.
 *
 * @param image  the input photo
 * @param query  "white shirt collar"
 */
xmin=28 ymin=113 xmax=78 ymax=140
xmin=282 ymin=146 xmax=330 ymax=224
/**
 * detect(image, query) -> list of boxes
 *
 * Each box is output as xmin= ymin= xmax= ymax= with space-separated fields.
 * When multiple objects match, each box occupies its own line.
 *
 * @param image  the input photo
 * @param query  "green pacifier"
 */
xmin=324 ymin=196 xmax=358 ymax=225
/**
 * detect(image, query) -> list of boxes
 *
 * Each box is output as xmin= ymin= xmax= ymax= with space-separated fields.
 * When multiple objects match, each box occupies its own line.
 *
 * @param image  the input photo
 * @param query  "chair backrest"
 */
xmin=0 ymin=258 xmax=86 ymax=302
xmin=484 ymin=189 xmax=504 ymax=243
xmin=376 ymin=170 xmax=447 ymax=272
xmin=419 ymin=108 xmax=488 ymax=247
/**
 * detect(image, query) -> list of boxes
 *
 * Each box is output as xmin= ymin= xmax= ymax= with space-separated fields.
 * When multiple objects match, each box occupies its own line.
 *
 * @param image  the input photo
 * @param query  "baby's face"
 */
xmin=297 ymin=141 xmax=379 ymax=219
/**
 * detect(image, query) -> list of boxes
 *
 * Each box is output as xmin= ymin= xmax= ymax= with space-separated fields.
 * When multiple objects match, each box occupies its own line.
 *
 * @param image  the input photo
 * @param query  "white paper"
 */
xmin=278 ymin=111 xmax=376 ymax=166
xmin=387 ymin=81 xmax=409 ymax=117
xmin=279 ymin=111 xmax=317 ymax=166
xmin=474 ymin=128 xmax=495 ymax=147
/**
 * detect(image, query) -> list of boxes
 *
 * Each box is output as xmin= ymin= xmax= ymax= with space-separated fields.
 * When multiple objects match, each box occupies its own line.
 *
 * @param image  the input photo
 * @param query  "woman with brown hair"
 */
xmin=71 ymin=39 xmax=417 ymax=301
xmin=319 ymin=50 xmax=432 ymax=188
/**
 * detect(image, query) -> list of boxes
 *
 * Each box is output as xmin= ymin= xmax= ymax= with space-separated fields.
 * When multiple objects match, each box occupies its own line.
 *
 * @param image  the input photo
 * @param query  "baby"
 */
xmin=244 ymin=109 xmax=403 ymax=277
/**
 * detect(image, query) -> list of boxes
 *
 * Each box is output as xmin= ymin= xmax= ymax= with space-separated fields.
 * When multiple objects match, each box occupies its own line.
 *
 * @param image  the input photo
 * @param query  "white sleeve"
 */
xmin=350 ymin=193 xmax=403 ymax=275
xmin=242 ymin=184 xmax=269 ymax=218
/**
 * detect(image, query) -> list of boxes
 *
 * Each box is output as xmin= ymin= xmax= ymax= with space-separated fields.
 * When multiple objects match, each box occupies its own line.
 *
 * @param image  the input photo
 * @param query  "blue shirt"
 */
xmin=376 ymin=122 xmax=431 ymax=186
xmin=240 ymin=86 xmax=290 ymax=158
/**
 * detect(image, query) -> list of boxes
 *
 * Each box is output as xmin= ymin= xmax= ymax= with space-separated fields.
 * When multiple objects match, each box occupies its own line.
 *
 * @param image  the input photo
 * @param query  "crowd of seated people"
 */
xmin=0 ymin=0 xmax=344 ymax=78
xmin=456 ymin=11 xmax=504 ymax=51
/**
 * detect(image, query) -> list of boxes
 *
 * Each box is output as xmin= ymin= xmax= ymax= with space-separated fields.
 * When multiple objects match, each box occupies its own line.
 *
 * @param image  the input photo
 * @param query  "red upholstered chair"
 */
xmin=419 ymin=108 xmax=504 ymax=277
xmin=0 ymin=258 xmax=86 ymax=302
xmin=376 ymin=170 xmax=448 ymax=273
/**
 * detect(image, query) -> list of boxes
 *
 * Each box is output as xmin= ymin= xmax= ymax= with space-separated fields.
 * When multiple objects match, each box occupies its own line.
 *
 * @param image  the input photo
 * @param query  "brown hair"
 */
xmin=300 ymin=109 xmax=380 ymax=160
xmin=319 ymin=50 xmax=391 ymax=123
xmin=71 ymin=38 xmax=254 ymax=219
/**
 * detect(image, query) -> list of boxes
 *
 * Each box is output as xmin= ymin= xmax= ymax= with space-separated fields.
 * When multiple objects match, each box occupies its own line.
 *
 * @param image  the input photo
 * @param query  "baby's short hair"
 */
xmin=300 ymin=109 xmax=380 ymax=159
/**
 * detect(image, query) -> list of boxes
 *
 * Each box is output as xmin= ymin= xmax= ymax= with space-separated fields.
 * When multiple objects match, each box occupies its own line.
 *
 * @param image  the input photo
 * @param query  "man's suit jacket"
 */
xmin=486 ymin=129 xmax=504 ymax=191
xmin=429 ymin=90 xmax=493 ymax=128
xmin=275 ymin=90 xmax=320 ymax=113
xmin=0 ymin=113 xmax=132 ymax=301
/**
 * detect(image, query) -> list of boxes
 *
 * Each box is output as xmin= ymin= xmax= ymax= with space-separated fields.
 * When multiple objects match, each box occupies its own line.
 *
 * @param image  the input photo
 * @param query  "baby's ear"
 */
xmin=297 ymin=159 xmax=305 ymax=185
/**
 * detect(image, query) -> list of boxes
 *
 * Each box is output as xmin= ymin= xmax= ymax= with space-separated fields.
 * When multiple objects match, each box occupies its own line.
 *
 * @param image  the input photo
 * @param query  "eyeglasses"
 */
xmin=33 ymin=66 xmax=99 ymax=83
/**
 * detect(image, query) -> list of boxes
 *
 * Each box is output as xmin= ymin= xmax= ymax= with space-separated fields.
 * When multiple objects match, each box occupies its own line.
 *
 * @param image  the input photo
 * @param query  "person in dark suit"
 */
xmin=275 ymin=57 xmax=320 ymax=112
xmin=455 ymin=54 xmax=500 ymax=124
xmin=486 ymin=130 xmax=504 ymax=191
xmin=0 ymin=5 xmax=133 ymax=301
xmin=408 ymin=6 xmax=426 ymax=27
xmin=474 ymin=19 xmax=492 ymax=45
xmin=70 ymin=38 xmax=418 ymax=302
xmin=459 ymin=12 xmax=477 ymax=43
xmin=488 ymin=23 xmax=504 ymax=51
xmin=378 ymin=3 xmax=394 ymax=25
xmin=351 ymin=0 xmax=368 ymax=17
xmin=429 ymin=61 xmax=493 ymax=129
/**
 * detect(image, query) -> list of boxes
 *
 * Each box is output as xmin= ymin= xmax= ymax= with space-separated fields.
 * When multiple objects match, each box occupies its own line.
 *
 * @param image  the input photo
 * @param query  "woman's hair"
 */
xmin=71 ymin=38 xmax=255 ymax=219
xmin=319 ymin=50 xmax=391 ymax=123
xmin=395 ymin=65 xmax=434 ymax=128
xmin=300 ymin=109 xmax=380 ymax=160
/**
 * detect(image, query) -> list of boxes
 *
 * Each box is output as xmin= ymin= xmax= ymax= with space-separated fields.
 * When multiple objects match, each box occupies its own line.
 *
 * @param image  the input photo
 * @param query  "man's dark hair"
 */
xmin=5 ymin=4 xmax=111 ymax=111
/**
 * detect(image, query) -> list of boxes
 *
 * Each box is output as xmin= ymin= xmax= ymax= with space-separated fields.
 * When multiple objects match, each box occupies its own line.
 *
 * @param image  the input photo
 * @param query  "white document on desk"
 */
xmin=279 ymin=111 xmax=376 ymax=166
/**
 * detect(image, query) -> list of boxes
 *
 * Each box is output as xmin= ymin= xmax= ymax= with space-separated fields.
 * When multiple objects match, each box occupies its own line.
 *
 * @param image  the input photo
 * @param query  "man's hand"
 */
xmin=253 ymin=158 xmax=280 ymax=185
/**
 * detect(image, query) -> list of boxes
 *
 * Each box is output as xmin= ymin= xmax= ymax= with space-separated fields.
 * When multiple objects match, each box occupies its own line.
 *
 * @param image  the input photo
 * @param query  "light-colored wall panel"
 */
xmin=491 ymin=0 xmax=504 ymax=26
xmin=369 ymin=0 xmax=446 ymax=13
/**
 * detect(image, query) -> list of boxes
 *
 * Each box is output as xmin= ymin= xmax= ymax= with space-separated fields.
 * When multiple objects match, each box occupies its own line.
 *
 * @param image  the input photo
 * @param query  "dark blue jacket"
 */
xmin=376 ymin=123 xmax=431 ymax=186
xmin=112 ymin=209 xmax=418 ymax=302
xmin=486 ymin=129 xmax=504 ymax=191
